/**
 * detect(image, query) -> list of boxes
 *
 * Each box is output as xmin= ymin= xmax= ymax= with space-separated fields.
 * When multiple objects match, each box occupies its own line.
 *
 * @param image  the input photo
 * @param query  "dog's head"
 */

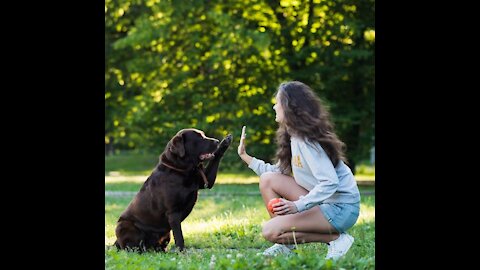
xmin=163 ymin=128 xmax=219 ymax=166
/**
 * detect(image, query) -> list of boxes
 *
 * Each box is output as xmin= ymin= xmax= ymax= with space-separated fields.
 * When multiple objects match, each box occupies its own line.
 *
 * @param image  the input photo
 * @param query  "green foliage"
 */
xmin=105 ymin=0 xmax=375 ymax=163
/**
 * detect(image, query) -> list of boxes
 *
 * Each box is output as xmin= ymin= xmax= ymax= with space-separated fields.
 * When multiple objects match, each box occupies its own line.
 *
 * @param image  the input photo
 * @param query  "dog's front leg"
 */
xmin=203 ymin=134 xmax=232 ymax=188
xmin=167 ymin=212 xmax=185 ymax=251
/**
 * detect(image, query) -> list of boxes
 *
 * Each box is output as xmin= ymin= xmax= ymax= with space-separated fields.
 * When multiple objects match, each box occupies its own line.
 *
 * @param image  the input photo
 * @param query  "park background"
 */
xmin=105 ymin=0 xmax=375 ymax=269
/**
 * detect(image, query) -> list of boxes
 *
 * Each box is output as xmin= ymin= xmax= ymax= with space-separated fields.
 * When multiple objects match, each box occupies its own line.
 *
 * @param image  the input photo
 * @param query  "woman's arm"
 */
xmin=293 ymin=140 xmax=339 ymax=213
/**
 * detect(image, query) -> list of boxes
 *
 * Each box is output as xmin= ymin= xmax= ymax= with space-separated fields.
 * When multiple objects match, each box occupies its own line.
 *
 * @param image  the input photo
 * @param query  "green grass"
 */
xmin=105 ymin=177 xmax=375 ymax=195
xmin=105 ymin=178 xmax=374 ymax=269
xmin=105 ymin=152 xmax=374 ymax=269
xmin=105 ymin=152 xmax=159 ymax=175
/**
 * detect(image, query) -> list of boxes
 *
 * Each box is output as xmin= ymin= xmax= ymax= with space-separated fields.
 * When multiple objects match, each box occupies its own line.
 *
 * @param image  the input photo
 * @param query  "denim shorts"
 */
xmin=319 ymin=202 xmax=360 ymax=233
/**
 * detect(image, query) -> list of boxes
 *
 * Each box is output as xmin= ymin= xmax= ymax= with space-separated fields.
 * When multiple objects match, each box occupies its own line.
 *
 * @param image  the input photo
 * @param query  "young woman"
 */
xmin=238 ymin=81 xmax=360 ymax=260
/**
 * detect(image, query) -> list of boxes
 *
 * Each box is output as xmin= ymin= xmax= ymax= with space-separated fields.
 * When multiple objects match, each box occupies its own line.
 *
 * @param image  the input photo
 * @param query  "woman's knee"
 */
xmin=262 ymin=226 xmax=278 ymax=242
xmin=259 ymin=172 xmax=280 ymax=191
xmin=262 ymin=221 xmax=281 ymax=242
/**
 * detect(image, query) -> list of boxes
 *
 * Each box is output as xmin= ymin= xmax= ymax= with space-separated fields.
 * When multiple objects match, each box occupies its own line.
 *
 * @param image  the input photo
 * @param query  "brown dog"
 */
xmin=114 ymin=129 xmax=232 ymax=252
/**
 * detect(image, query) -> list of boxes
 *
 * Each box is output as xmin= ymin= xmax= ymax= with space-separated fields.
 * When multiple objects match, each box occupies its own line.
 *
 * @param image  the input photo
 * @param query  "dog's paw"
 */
xmin=214 ymin=134 xmax=232 ymax=157
xmin=222 ymin=134 xmax=233 ymax=147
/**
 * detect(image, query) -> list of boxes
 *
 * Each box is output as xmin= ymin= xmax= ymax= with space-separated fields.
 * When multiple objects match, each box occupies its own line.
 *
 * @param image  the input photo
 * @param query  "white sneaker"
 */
xmin=325 ymin=233 xmax=354 ymax=260
xmin=262 ymin=243 xmax=295 ymax=256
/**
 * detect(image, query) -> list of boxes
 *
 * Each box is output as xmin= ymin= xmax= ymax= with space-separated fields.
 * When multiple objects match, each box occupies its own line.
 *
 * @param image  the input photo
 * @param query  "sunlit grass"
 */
xmin=106 ymin=196 xmax=374 ymax=246
xmin=357 ymin=196 xmax=375 ymax=224
xmin=105 ymin=172 xmax=374 ymax=191
xmin=356 ymin=175 xmax=375 ymax=181
xmin=216 ymin=173 xmax=259 ymax=184
xmin=105 ymin=167 xmax=375 ymax=269
xmin=106 ymin=171 xmax=374 ymax=181
xmin=105 ymin=173 xmax=260 ymax=185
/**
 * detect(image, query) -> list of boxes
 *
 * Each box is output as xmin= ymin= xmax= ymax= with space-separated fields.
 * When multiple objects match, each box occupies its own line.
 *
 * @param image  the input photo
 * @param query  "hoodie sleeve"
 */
xmin=293 ymin=141 xmax=339 ymax=213
xmin=248 ymin=157 xmax=281 ymax=176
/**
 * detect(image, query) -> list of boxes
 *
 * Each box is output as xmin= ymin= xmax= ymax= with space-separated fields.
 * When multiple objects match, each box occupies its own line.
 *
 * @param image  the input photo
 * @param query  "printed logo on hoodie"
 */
xmin=292 ymin=155 xmax=303 ymax=168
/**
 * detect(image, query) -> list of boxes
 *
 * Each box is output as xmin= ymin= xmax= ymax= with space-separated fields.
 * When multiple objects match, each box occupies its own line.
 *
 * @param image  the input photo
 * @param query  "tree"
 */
xmin=105 ymin=0 xmax=375 ymax=168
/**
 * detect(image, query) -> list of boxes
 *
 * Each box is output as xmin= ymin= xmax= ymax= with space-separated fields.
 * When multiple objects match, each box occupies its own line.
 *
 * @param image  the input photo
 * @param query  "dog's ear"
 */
xmin=169 ymin=135 xmax=185 ymax=157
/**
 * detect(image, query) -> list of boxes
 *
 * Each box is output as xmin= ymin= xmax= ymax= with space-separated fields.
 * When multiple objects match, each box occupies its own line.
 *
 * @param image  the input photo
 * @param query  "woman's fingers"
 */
xmin=273 ymin=200 xmax=297 ymax=215
xmin=272 ymin=201 xmax=286 ymax=214
xmin=240 ymin=126 xmax=246 ymax=145
xmin=238 ymin=126 xmax=247 ymax=155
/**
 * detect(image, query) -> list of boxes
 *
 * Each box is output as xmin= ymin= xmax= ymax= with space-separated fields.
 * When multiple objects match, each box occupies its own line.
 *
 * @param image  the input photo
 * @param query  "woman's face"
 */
xmin=273 ymin=92 xmax=285 ymax=123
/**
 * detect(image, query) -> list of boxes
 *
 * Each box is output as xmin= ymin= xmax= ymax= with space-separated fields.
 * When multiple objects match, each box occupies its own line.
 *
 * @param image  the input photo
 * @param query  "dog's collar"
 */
xmin=196 ymin=164 xmax=209 ymax=189
xmin=160 ymin=158 xmax=209 ymax=189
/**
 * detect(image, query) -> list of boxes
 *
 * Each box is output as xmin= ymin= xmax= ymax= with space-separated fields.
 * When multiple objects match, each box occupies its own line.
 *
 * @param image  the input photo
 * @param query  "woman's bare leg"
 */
xmin=259 ymin=172 xmax=310 ymax=218
xmin=262 ymin=207 xmax=339 ymax=244
xmin=258 ymin=172 xmax=340 ymax=244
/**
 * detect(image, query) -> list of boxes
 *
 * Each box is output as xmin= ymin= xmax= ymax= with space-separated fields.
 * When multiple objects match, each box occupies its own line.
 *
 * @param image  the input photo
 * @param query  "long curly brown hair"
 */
xmin=274 ymin=81 xmax=347 ymax=174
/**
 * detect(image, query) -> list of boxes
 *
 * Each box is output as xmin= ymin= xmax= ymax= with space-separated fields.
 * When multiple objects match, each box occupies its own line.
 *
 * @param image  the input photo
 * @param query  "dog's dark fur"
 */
xmin=114 ymin=129 xmax=232 ymax=252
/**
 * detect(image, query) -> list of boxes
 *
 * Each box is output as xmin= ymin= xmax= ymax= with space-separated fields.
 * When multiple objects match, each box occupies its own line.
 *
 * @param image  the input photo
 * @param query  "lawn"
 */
xmin=105 ymin=154 xmax=375 ymax=269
